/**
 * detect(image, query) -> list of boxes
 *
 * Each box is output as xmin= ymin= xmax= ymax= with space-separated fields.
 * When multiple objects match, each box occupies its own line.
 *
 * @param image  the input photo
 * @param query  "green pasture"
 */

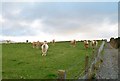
xmin=2 ymin=41 xmax=101 ymax=79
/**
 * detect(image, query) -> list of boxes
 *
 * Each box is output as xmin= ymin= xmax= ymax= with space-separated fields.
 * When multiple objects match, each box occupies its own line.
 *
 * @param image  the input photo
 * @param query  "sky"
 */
xmin=0 ymin=1 xmax=119 ymax=42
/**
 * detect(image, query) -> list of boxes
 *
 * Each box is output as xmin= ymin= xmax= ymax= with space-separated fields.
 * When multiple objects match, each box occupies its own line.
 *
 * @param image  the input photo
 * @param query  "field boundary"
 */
xmin=57 ymin=41 xmax=105 ymax=79
xmin=80 ymin=41 xmax=105 ymax=79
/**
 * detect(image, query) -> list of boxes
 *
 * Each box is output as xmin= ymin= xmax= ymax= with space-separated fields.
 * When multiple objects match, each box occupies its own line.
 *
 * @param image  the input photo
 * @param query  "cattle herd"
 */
xmin=32 ymin=39 xmax=98 ymax=56
xmin=32 ymin=41 xmax=44 ymax=49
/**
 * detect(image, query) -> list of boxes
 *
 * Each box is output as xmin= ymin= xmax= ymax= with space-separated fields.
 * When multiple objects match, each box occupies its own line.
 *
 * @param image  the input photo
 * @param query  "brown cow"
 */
xmin=32 ymin=41 xmax=37 ymax=48
xmin=32 ymin=41 xmax=44 ymax=48
xmin=36 ymin=41 xmax=41 ymax=49
xmin=70 ymin=40 xmax=76 ymax=47
xmin=84 ymin=40 xmax=89 ymax=49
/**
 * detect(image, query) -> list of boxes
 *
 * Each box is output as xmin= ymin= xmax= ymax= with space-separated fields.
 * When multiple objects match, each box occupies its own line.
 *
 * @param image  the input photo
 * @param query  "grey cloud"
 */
xmin=2 ymin=26 xmax=37 ymax=36
xmin=1 ymin=2 xmax=118 ymax=40
xmin=41 ymin=13 xmax=117 ymax=36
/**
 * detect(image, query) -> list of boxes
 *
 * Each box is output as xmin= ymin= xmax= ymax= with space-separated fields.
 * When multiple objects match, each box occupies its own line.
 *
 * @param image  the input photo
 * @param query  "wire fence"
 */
xmin=81 ymin=41 xmax=105 ymax=79
xmin=58 ymin=41 xmax=105 ymax=79
xmin=64 ymin=58 xmax=85 ymax=79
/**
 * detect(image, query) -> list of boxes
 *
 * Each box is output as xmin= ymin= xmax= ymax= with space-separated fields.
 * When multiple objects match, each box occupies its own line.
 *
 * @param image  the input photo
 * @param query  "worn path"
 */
xmin=96 ymin=43 xmax=118 ymax=79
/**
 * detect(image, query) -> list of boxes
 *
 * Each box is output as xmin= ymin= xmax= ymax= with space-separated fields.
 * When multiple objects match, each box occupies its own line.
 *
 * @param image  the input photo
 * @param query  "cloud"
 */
xmin=41 ymin=14 xmax=117 ymax=36
xmin=2 ymin=17 xmax=45 ymax=36
xmin=19 ymin=19 xmax=43 ymax=29
xmin=11 ymin=9 xmax=22 ymax=15
xmin=1 ymin=2 xmax=118 ymax=41
xmin=0 ymin=15 xmax=5 ymax=23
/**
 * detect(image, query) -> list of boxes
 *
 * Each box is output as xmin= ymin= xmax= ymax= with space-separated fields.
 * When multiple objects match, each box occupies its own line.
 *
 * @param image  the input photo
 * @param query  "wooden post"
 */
xmin=89 ymin=63 xmax=95 ymax=79
xmin=93 ymin=49 xmax=94 ymax=53
xmin=85 ymin=55 xmax=89 ymax=75
xmin=58 ymin=70 xmax=66 ymax=81
xmin=92 ymin=48 xmax=95 ymax=60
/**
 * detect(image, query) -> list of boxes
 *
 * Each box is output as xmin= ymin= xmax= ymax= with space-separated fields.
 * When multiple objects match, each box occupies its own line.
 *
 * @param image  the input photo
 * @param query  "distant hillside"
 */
xmin=0 ymin=40 xmax=16 ymax=43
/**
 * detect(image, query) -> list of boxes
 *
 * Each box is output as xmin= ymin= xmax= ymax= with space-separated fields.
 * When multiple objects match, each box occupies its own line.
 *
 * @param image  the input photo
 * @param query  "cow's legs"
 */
xmin=42 ymin=52 xmax=47 ymax=56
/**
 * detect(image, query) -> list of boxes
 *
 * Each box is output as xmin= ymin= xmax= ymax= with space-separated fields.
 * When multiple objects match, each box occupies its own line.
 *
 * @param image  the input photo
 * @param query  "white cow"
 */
xmin=91 ymin=40 xmax=98 ymax=49
xmin=41 ymin=41 xmax=49 ymax=56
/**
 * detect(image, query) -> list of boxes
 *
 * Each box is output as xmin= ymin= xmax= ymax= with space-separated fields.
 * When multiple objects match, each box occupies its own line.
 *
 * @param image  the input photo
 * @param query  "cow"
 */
xmin=84 ymin=40 xmax=89 ymax=49
xmin=91 ymin=40 xmax=98 ymax=49
xmin=70 ymin=40 xmax=76 ymax=47
xmin=32 ymin=41 xmax=44 ymax=48
xmin=41 ymin=41 xmax=49 ymax=56
xmin=95 ymin=40 xmax=98 ymax=47
xmin=32 ymin=41 xmax=37 ymax=48
xmin=36 ymin=41 xmax=43 ymax=49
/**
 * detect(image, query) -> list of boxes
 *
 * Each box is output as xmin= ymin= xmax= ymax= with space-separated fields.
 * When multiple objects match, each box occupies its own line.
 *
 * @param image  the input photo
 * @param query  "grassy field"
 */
xmin=2 ymin=41 xmax=101 ymax=79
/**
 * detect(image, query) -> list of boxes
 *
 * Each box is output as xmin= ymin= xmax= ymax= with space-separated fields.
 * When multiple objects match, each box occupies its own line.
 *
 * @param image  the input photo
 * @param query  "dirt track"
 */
xmin=96 ymin=43 xmax=118 ymax=79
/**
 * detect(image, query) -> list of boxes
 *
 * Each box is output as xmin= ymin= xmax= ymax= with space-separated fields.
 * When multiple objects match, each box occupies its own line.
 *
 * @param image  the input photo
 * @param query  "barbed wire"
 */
xmin=73 ymin=67 xmax=85 ymax=79
xmin=82 ymin=41 xmax=105 ymax=79
xmin=57 ymin=41 xmax=105 ymax=79
xmin=65 ymin=51 xmax=94 ymax=79
xmin=66 ymin=59 xmax=85 ymax=72
xmin=73 ymin=42 xmax=104 ymax=79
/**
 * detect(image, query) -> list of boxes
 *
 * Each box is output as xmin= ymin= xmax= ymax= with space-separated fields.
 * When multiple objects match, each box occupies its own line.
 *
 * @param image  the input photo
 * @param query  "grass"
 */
xmin=2 ymin=41 xmax=101 ymax=79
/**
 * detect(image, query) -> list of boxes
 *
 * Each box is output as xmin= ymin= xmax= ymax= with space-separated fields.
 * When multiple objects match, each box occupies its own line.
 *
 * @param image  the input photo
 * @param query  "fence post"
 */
xmin=92 ymin=48 xmax=96 ymax=61
xmin=58 ymin=70 xmax=66 ymax=81
xmin=89 ymin=63 xmax=96 ymax=79
xmin=85 ymin=55 xmax=89 ymax=75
